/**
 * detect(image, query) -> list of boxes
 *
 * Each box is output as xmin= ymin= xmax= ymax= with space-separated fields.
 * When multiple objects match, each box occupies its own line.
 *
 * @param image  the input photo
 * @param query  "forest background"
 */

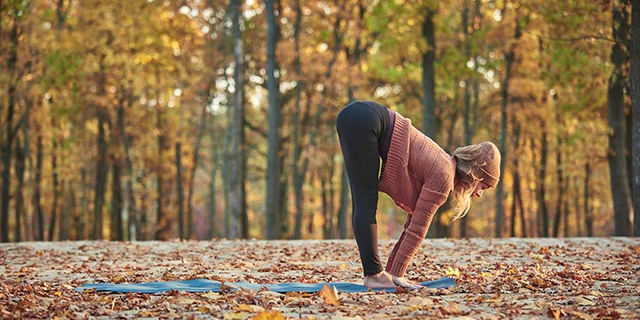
xmin=1 ymin=0 xmax=639 ymax=243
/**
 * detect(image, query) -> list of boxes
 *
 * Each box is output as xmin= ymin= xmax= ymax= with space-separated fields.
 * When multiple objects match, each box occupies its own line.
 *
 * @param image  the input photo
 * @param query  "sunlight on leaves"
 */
xmin=445 ymin=267 xmax=460 ymax=277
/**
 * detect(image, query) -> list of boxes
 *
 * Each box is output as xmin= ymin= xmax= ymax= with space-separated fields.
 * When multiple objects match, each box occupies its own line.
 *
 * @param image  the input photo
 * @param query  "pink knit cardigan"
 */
xmin=378 ymin=112 xmax=455 ymax=277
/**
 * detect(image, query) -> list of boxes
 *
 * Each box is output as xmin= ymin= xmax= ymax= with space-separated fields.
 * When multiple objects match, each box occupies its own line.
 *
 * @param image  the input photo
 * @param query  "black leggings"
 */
xmin=335 ymin=101 xmax=391 ymax=276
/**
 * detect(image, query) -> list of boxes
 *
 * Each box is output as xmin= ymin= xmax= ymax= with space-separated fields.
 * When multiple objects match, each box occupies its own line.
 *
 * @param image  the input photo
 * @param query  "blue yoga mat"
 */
xmin=75 ymin=277 xmax=456 ymax=294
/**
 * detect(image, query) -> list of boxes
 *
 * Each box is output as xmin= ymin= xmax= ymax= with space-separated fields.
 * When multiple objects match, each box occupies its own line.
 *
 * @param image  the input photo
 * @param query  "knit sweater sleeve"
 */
xmin=385 ymin=185 xmax=449 ymax=277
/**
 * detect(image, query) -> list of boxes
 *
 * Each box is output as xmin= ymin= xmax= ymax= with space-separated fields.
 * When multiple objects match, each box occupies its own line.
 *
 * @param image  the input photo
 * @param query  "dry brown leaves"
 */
xmin=0 ymin=238 xmax=638 ymax=319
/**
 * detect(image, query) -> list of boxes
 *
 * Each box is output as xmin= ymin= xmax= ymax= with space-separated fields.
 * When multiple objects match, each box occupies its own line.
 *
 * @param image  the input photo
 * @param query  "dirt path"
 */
xmin=1 ymin=238 xmax=639 ymax=319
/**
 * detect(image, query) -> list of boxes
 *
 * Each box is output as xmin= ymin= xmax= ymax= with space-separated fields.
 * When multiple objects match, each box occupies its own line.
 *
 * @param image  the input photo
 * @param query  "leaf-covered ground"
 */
xmin=1 ymin=238 xmax=639 ymax=319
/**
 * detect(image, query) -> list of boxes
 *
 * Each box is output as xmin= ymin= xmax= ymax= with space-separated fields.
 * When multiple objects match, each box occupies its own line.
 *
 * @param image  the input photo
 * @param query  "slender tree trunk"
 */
xmin=176 ymin=142 xmax=184 ymax=239
xmin=608 ymin=0 xmax=633 ymax=236
xmin=574 ymin=177 xmax=582 ymax=237
xmin=338 ymin=165 xmax=349 ymax=239
xmin=292 ymin=0 xmax=304 ymax=240
xmin=33 ymin=135 xmax=45 ymax=241
xmin=59 ymin=181 xmax=73 ymax=241
xmin=496 ymin=7 xmax=522 ymax=237
xmin=229 ymin=0 xmax=245 ymax=239
xmin=93 ymin=109 xmax=108 ymax=240
xmin=48 ymin=135 xmax=60 ymax=241
xmin=187 ymin=106 xmax=208 ymax=239
xmin=538 ymin=130 xmax=550 ymax=237
xmin=460 ymin=0 xmax=479 ymax=238
xmin=265 ymin=0 xmax=282 ymax=240
xmin=14 ymin=135 xmax=25 ymax=242
xmin=563 ymin=197 xmax=570 ymax=237
xmin=155 ymin=108 xmax=168 ymax=240
xmin=139 ymin=186 xmax=149 ymax=240
xmin=321 ymin=168 xmax=335 ymax=239
xmin=517 ymin=175 xmax=526 ymax=237
xmin=79 ymin=169 xmax=88 ymax=240
xmin=553 ymin=135 xmax=565 ymax=238
xmin=223 ymin=100 xmax=232 ymax=238
xmin=422 ymin=6 xmax=439 ymax=140
xmin=118 ymin=98 xmax=137 ymax=240
xmin=420 ymin=3 xmax=443 ymax=239
xmin=584 ymin=162 xmax=594 ymax=236
xmin=1 ymin=17 xmax=19 ymax=242
xmin=629 ymin=0 xmax=640 ymax=237
xmin=510 ymin=123 xmax=521 ymax=237
xmin=110 ymin=154 xmax=123 ymax=241
xmin=208 ymin=137 xmax=219 ymax=239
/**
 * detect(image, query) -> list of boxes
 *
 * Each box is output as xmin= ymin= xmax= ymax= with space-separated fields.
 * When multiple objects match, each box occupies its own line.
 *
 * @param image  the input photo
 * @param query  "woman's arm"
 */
xmin=385 ymin=185 xmax=448 ymax=277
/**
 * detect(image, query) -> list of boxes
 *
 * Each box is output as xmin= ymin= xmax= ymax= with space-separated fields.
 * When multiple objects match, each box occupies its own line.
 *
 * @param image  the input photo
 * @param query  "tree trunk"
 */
xmin=154 ymin=108 xmax=168 ymax=240
xmin=118 ymin=98 xmax=137 ymax=240
xmin=229 ymin=0 xmax=246 ymax=239
xmin=186 ymin=106 xmax=208 ymax=239
xmin=321 ymin=167 xmax=335 ymax=239
xmin=553 ymin=137 xmax=565 ymax=238
xmin=139 ymin=186 xmax=149 ymax=240
xmin=496 ymin=7 xmax=522 ymax=237
xmin=265 ymin=0 xmax=282 ymax=240
xmin=110 ymin=153 xmax=123 ymax=241
xmin=630 ymin=0 xmax=640 ymax=237
xmin=176 ymin=142 xmax=184 ymax=239
xmin=1 ymin=17 xmax=19 ymax=242
xmin=338 ymin=165 xmax=349 ymax=239
xmin=33 ymin=135 xmax=45 ymax=241
xmin=422 ymin=6 xmax=439 ymax=140
xmin=574 ymin=177 xmax=582 ymax=237
xmin=59 ymin=182 xmax=73 ymax=241
xmin=420 ymin=5 xmax=441 ymax=238
xmin=292 ymin=0 xmax=304 ymax=240
xmin=48 ymin=133 xmax=60 ymax=241
xmin=563 ymin=190 xmax=570 ymax=237
xmin=584 ymin=162 xmax=594 ymax=236
xmin=460 ymin=0 xmax=480 ymax=238
xmin=608 ymin=0 xmax=633 ymax=236
xmin=517 ymin=175 xmax=526 ymax=237
xmin=208 ymin=136 xmax=219 ymax=239
xmin=93 ymin=108 xmax=109 ymax=240
xmin=79 ymin=169 xmax=88 ymax=240
xmin=538 ymin=130 xmax=550 ymax=237
xmin=14 ymin=134 xmax=26 ymax=242
xmin=222 ymin=98 xmax=232 ymax=238
xmin=510 ymin=123 xmax=523 ymax=237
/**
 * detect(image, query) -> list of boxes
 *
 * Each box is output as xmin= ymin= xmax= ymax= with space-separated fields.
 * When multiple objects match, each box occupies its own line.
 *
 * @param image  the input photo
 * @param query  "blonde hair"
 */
xmin=450 ymin=144 xmax=486 ymax=221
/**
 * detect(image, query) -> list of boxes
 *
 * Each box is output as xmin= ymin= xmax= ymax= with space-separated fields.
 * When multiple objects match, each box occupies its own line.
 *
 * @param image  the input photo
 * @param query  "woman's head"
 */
xmin=450 ymin=141 xmax=501 ymax=220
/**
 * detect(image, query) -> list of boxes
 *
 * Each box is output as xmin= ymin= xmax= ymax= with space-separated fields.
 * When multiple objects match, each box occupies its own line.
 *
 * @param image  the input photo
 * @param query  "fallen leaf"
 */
xmin=445 ymin=267 xmax=461 ymax=277
xmin=571 ymin=311 xmax=594 ymax=320
xmin=319 ymin=285 xmax=340 ymax=306
xmin=251 ymin=310 xmax=287 ymax=320
xmin=202 ymin=291 xmax=221 ymax=299
xmin=573 ymin=296 xmax=596 ymax=306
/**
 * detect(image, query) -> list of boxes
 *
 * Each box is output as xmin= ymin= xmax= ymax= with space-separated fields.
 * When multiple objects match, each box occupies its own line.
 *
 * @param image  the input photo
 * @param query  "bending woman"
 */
xmin=336 ymin=100 xmax=501 ymax=289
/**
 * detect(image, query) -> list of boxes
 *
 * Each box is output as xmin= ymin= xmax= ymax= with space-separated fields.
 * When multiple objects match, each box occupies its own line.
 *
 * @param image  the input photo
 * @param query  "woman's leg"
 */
xmin=336 ymin=102 xmax=384 ymax=276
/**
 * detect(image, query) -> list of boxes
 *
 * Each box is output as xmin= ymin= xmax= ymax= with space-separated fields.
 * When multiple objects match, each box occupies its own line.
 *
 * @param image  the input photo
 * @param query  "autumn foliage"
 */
xmin=0 ymin=0 xmax=636 ymax=242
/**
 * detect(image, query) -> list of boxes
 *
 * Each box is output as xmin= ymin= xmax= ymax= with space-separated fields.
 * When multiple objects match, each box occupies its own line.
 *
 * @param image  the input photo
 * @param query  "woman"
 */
xmin=336 ymin=100 xmax=501 ymax=289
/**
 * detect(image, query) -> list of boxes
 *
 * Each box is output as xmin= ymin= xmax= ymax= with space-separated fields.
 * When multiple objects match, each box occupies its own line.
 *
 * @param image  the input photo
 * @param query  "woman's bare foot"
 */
xmin=392 ymin=275 xmax=424 ymax=289
xmin=364 ymin=271 xmax=396 ymax=289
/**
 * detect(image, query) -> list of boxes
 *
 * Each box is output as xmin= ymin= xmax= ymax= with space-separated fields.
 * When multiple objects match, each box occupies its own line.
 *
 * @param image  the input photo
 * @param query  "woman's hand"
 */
xmin=392 ymin=275 xmax=424 ymax=289
xmin=363 ymin=271 xmax=396 ymax=289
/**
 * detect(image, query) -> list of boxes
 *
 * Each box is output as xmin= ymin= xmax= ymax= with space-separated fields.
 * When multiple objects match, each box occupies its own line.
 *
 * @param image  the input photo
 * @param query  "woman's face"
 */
xmin=471 ymin=181 xmax=491 ymax=198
